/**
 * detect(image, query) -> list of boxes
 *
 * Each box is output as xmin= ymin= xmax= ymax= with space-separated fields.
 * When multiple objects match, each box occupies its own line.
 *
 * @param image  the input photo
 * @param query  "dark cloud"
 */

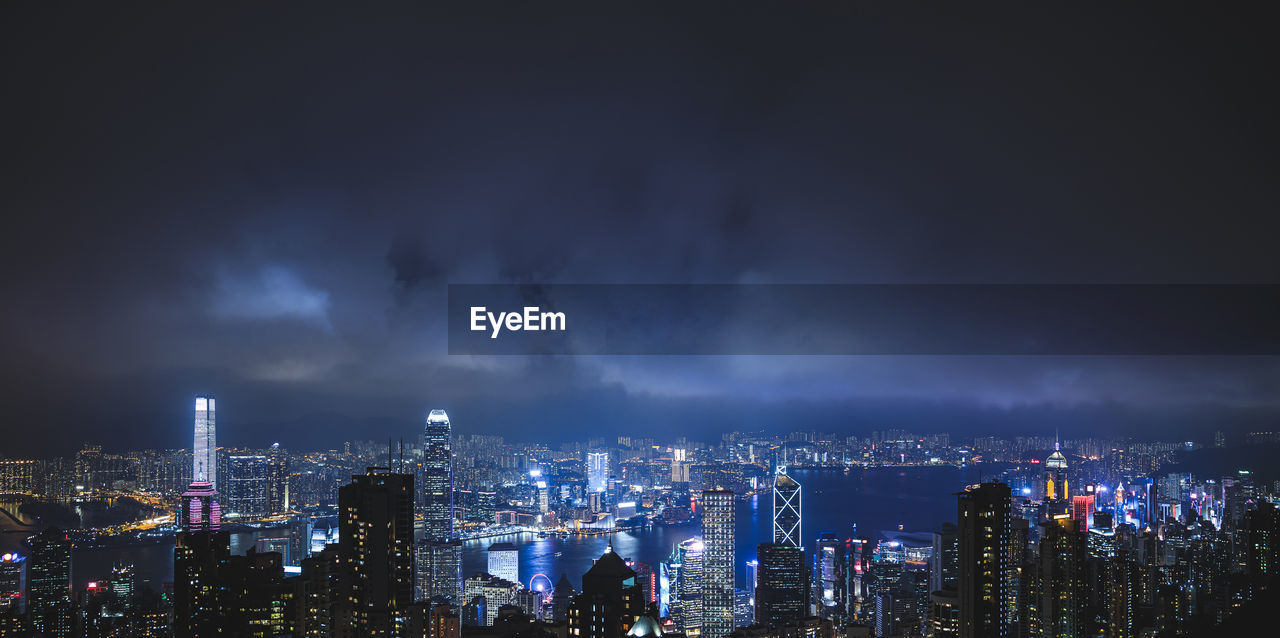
xmin=1 ymin=3 xmax=1278 ymax=455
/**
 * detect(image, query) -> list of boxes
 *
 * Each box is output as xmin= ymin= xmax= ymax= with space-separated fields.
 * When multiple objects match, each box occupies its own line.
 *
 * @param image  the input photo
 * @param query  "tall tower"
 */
xmin=1038 ymin=517 xmax=1086 ymax=637
xmin=338 ymin=467 xmax=416 ymax=635
xmin=420 ymin=409 xmax=453 ymax=542
xmin=28 ymin=527 xmax=73 ymax=637
xmin=1044 ymin=438 xmax=1068 ymax=502
xmin=193 ymin=395 xmax=216 ymax=489
xmin=267 ymin=442 xmax=289 ymax=514
xmin=180 ymin=480 xmax=222 ymax=532
xmin=587 ymin=451 xmax=610 ymax=494
xmin=701 ymin=488 xmax=736 ymax=638
xmin=772 ymin=468 xmax=802 ymax=547
xmin=957 ymin=482 xmax=1011 ymax=638
xmin=674 ymin=538 xmax=704 ymax=633
xmin=754 ymin=542 xmax=805 ymax=628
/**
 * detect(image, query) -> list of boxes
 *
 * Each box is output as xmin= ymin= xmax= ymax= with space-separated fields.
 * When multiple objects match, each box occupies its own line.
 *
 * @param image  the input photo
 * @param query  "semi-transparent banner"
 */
xmin=447 ymin=284 xmax=1279 ymax=355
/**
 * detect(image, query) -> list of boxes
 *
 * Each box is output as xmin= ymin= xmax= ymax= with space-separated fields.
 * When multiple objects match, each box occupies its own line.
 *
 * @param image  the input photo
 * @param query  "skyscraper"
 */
xmin=701 ymin=488 xmax=735 ymax=638
xmin=421 ymin=409 xmax=454 ymax=543
xmin=416 ymin=540 xmax=463 ymax=603
xmin=1037 ymin=517 xmax=1086 ymax=638
xmin=755 ymin=543 xmax=805 ymax=628
xmin=814 ymin=533 xmax=847 ymax=618
xmin=174 ymin=531 xmax=287 ymax=637
xmin=181 ymin=480 xmax=222 ymax=532
xmin=957 ymin=482 xmax=1011 ymax=638
xmin=0 ymin=552 xmax=26 ymax=615
xmin=267 ymin=442 xmax=289 ymax=514
xmin=1044 ymin=441 xmax=1068 ymax=503
xmin=173 ymin=530 xmax=231 ymax=637
xmin=226 ymin=453 xmax=270 ymax=518
xmin=587 ymin=451 xmax=610 ymax=494
xmin=28 ymin=527 xmax=73 ymax=637
xmin=931 ymin=522 xmax=959 ymax=593
xmin=567 ymin=546 xmax=645 ymax=638
xmin=193 ymin=395 xmax=216 ymax=489
xmin=772 ymin=468 xmax=801 ymax=547
xmin=338 ymin=467 xmax=416 ymax=635
xmin=487 ymin=542 xmax=519 ymax=585
xmin=673 ymin=538 xmax=704 ymax=633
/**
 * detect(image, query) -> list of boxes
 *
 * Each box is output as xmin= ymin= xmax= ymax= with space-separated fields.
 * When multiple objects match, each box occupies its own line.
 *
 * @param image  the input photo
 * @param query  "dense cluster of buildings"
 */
xmin=0 ymin=398 xmax=1278 ymax=636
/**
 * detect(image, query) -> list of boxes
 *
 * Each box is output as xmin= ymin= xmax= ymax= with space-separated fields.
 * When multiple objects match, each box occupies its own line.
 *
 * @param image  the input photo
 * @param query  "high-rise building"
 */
xmin=588 ymin=452 xmax=610 ymax=494
xmin=174 ymin=530 xmax=231 ymax=637
xmin=702 ymin=489 xmax=736 ymax=638
xmin=418 ymin=541 xmax=464 ymax=604
xmin=931 ymin=522 xmax=959 ymax=593
xmin=1070 ymin=493 xmax=1095 ymax=532
xmin=28 ymin=527 xmax=73 ymax=638
xmin=1245 ymin=501 xmax=1280 ymax=580
xmin=772 ymin=469 xmax=801 ymax=547
xmin=463 ymin=573 xmax=520 ymax=626
xmin=193 ymin=395 xmax=216 ymax=488
xmin=929 ymin=589 xmax=961 ymax=637
xmin=291 ymin=544 xmax=342 ymax=636
xmin=755 ymin=543 xmax=805 ymax=628
xmin=226 ymin=454 xmax=270 ymax=518
xmin=551 ymin=573 xmax=576 ymax=622
xmin=1037 ymin=517 xmax=1086 ymax=638
xmin=175 ymin=531 xmax=287 ymax=637
xmin=487 ymin=542 xmax=519 ymax=585
xmin=1106 ymin=553 xmax=1141 ymax=638
xmin=107 ymin=563 xmax=135 ymax=615
xmin=1044 ymin=441 xmax=1068 ymax=503
xmin=181 ymin=480 xmax=222 ymax=532
xmin=267 ymin=442 xmax=289 ymax=514
xmin=673 ymin=538 xmax=704 ymax=633
xmin=338 ymin=467 xmax=416 ymax=635
xmin=421 ymin=409 xmax=454 ymax=543
xmin=672 ymin=448 xmax=691 ymax=483
xmin=567 ymin=546 xmax=645 ymax=638
xmin=957 ymin=482 xmax=1011 ymax=638
xmin=0 ymin=552 xmax=25 ymax=614
xmin=814 ymin=533 xmax=846 ymax=618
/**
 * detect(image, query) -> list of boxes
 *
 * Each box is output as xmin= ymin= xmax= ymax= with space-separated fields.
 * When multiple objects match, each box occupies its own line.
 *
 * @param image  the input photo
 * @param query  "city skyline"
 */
xmin=2 ymin=3 xmax=1279 ymax=637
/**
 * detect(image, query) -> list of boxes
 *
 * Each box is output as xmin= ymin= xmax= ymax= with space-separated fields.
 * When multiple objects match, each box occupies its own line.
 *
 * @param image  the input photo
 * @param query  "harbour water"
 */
xmin=2 ymin=465 xmax=979 ymax=593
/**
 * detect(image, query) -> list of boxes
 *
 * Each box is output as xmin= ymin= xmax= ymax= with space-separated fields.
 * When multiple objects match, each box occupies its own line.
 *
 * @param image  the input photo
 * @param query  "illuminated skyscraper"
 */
xmin=701 ymin=488 xmax=736 ymax=638
xmin=421 ymin=409 xmax=453 ymax=542
xmin=180 ymin=480 xmax=221 ymax=532
xmin=338 ymin=468 xmax=416 ymax=634
xmin=1038 ymin=517 xmax=1086 ymax=638
xmin=772 ymin=468 xmax=801 ymax=547
xmin=814 ymin=533 xmax=847 ymax=618
xmin=267 ymin=442 xmax=289 ymax=514
xmin=755 ymin=543 xmax=805 ymax=628
xmin=28 ymin=527 xmax=73 ymax=637
xmin=487 ymin=542 xmax=519 ymax=585
xmin=193 ymin=395 xmax=216 ymax=489
xmin=0 ymin=552 xmax=25 ymax=614
xmin=588 ymin=452 xmax=610 ymax=494
xmin=415 ymin=540 xmax=463 ymax=603
xmin=226 ymin=454 xmax=269 ymax=518
xmin=673 ymin=538 xmax=704 ymax=633
xmin=957 ymin=482 xmax=1011 ymax=638
xmin=1044 ymin=440 xmax=1068 ymax=502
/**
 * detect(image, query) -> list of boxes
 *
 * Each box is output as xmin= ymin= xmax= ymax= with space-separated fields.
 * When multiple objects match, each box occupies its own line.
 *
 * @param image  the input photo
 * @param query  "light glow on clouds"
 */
xmin=210 ymin=265 xmax=332 ymax=330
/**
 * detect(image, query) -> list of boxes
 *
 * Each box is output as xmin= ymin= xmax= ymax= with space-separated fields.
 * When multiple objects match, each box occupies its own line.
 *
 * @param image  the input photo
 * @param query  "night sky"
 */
xmin=2 ymin=5 xmax=1278 ymax=455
